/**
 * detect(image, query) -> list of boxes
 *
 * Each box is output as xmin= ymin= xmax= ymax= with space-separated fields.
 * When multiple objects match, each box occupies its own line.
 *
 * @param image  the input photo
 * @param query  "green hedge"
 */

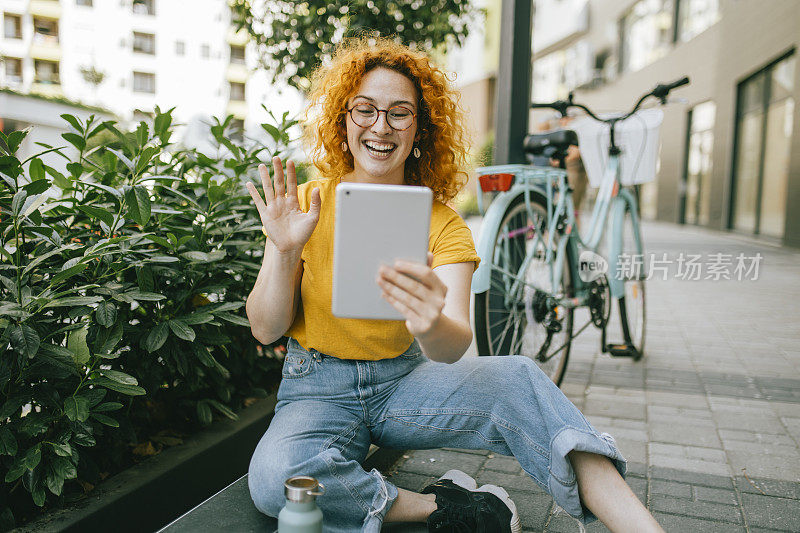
xmin=0 ymin=108 xmax=295 ymax=528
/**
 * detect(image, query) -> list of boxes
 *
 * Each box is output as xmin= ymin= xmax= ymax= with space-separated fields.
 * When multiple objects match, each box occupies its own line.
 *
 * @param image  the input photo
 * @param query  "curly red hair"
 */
xmin=304 ymin=37 xmax=470 ymax=203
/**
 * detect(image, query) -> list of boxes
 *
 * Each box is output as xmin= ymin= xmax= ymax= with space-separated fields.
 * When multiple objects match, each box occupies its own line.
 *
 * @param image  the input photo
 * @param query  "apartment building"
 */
xmin=1 ymin=0 xmax=305 ymax=165
xmin=452 ymin=0 xmax=800 ymax=247
xmin=532 ymin=0 xmax=800 ymax=247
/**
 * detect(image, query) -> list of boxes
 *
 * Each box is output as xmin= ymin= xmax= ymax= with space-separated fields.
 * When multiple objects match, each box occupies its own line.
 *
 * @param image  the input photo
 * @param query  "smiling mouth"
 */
xmin=363 ymin=140 xmax=397 ymax=157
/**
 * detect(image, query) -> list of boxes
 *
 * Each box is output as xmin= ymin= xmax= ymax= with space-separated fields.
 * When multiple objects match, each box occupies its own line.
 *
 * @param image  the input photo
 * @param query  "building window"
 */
xmin=681 ymin=101 xmax=715 ymax=226
xmin=229 ymin=81 xmax=245 ymax=101
xmin=201 ymin=44 xmax=210 ymax=58
xmin=619 ymin=0 xmax=674 ymax=74
xmin=133 ymin=32 xmax=156 ymax=55
xmin=3 ymin=13 xmax=22 ymax=39
xmin=532 ymin=40 xmax=593 ymax=102
xmin=33 ymin=17 xmax=59 ymax=44
xmin=4 ymin=57 xmax=23 ymax=85
xmin=731 ymin=52 xmax=795 ymax=238
xmin=132 ymin=0 xmax=155 ymax=16
xmin=230 ymin=44 xmax=245 ymax=65
xmin=76 ymin=0 xmax=93 ymax=6
xmin=175 ymin=40 xmax=185 ymax=56
xmin=230 ymin=118 xmax=244 ymax=142
xmin=133 ymin=71 xmax=156 ymax=93
xmin=676 ymin=0 xmax=719 ymax=42
xmin=34 ymin=59 xmax=60 ymax=84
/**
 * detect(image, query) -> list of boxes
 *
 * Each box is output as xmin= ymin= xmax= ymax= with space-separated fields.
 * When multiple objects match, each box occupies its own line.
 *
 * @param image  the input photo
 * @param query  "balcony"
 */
xmin=31 ymin=16 xmax=60 ymax=59
xmin=226 ymin=27 xmax=248 ymax=47
xmin=29 ymin=0 xmax=62 ymax=19
xmin=226 ymin=63 xmax=248 ymax=84
xmin=226 ymin=101 xmax=247 ymax=120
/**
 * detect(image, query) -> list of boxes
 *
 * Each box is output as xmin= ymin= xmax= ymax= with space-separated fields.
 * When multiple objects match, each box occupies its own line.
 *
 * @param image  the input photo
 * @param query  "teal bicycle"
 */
xmin=472 ymin=78 xmax=689 ymax=386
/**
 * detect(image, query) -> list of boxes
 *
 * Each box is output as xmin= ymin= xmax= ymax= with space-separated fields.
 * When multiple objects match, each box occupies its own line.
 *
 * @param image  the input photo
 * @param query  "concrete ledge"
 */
xmin=156 ymin=445 xmax=407 ymax=532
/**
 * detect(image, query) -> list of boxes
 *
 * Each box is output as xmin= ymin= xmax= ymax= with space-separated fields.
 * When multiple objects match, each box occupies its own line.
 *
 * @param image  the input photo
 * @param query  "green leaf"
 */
xmin=181 ymin=251 xmax=209 ymax=262
xmin=38 ymin=344 xmax=80 ymax=374
xmin=95 ymin=301 xmax=117 ymax=327
xmin=124 ymin=289 xmax=165 ymax=302
xmin=83 ymin=180 xmax=123 ymax=198
xmin=45 ymin=164 xmax=71 ymax=189
xmin=28 ymin=158 xmax=46 ymax=180
xmin=12 ymin=189 xmax=26 ymax=215
xmin=23 ymin=444 xmax=42 ymax=470
xmin=91 ymin=376 xmax=146 ymax=396
xmin=216 ymin=312 xmax=251 ymax=327
xmin=46 ymin=466 xmax=65 ymax=496
xmin=60 ymin=114 xmax=84 ymax=133
xmin=94 ymin=320 xmax=123 ymax=354
xmin=207 ymin=399 xmax=238 ymax=421
xmin=136 ymin=265 xmax=154 ymax=292
xmin=94 ymin=402 xmax=123 ymax=412
xmin=124 ymin=185 xmax=151 ymax=226
xmin=10 ymin=324 xmax=40 ymax=358
xmin=61 ymin=132 xmax=86 ymax=151
xmin=90 ymin=413 xmax=119 ymax=427
xmin=49 ymin=263 xmax=89 ymax=285
xmin=50 ymin=455 xmax=77 ymax=480
xmin=67 ymin=326 xmax=91 ymax=365
xmin=197 ymin=402 xmax=213 ymax=425
xmin=45 ymin=295 xmax=101 ymax=308
xmin=0 ymin=302 xmax=30 ymax=319
xmin=5 ymin=129 xmax=28 ymax=153
xmin=182 ymin=312 xmax=213 ymax=325
xmin=145 ymin=322 xmax=169 ymax=352
xmin=76 ymin=205 xmax=115 ymax=228
xmin=0 ymin=428 xmax=18 ymax=456
xmin=98 ymin=369 xmax=138 ymax=385
xmin=5 ymin=459 xmax=27 ymax=483
xmin=168 ymin=320 xmax=195 ymax=341
xmin=64 ymin=396 xmax=90 ymax=422
xmin=49 ymin=442 xmax=72 ymax=457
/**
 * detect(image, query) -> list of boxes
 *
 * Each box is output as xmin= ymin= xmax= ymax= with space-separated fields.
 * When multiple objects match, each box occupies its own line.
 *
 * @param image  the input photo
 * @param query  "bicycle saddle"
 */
xmin=523 ymin=129 xmax=578 ymax=158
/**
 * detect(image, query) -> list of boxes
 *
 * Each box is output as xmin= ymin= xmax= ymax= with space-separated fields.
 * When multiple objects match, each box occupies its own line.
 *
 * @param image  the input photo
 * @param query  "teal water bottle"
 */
xmin=278 ymin=476 xmax=325 ymax=533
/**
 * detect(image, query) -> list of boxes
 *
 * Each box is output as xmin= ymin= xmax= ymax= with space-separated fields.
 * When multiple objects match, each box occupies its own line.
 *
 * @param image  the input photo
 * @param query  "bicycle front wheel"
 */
xmin=474 ymin=194 xmax=574 ymax=386
xmin=617 ymin=205 xmax=646 ymax=360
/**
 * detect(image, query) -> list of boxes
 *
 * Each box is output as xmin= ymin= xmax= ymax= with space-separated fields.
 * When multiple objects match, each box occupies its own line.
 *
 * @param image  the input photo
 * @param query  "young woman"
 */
xmin=245 ymin=38 xmax=664 ymax=533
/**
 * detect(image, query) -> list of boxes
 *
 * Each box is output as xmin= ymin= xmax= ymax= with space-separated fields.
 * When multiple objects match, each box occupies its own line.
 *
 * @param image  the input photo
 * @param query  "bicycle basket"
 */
xmin=571 ymin=108 xmax=664 ymax=188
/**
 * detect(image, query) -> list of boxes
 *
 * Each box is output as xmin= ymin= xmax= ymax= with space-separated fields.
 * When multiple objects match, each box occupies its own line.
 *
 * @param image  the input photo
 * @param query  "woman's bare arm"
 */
xmin=244 ymin=157 xmax=320 ymax=344
xmin=378 ymin=257 xmax=474 ymax=363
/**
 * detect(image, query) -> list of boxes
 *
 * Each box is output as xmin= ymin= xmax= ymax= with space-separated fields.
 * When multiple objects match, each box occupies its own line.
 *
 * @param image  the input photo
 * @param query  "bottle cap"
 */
xmin=284 ymin=476 xmax=325 ymax=503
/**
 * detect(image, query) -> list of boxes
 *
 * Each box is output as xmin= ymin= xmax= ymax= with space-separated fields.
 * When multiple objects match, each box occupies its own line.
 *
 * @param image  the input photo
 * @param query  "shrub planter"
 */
xmin=14 ymin=395 xmax=278 ymax=533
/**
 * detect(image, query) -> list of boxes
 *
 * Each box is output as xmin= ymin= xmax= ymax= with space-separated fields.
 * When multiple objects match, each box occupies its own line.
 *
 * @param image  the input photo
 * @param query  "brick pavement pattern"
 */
xmin=383 ymin=221 xmax=800 ymax=532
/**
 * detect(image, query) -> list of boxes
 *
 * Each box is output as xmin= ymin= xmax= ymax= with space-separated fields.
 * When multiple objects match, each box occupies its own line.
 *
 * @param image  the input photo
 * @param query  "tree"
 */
xmin=229 ymin=0 xmax=482 ymax=91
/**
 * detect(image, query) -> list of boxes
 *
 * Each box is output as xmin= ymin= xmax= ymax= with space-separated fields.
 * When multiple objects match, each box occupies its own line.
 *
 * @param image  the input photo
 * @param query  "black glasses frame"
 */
xmin=345 ymin=103 xmax=417 ymax=131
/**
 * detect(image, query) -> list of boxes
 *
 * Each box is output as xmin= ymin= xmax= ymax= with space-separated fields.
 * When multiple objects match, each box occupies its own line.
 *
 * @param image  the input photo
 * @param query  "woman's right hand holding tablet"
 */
xmin=246 ymin=156 xmax=321 ymax=255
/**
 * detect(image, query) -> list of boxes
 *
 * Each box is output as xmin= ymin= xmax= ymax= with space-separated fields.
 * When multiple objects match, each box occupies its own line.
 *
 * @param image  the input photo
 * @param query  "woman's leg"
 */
xmin=570 ymin=451 xmax=664 ymax=532
xmin=369 ymin=354 xmax=659 ymax=530
xmin=248 ymin=399 xmax=394 ymax=533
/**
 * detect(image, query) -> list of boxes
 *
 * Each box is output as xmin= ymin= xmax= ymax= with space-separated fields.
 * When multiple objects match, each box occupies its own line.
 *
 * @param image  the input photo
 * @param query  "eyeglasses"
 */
xmin=345 ymin=103 xmax=416 ymax=131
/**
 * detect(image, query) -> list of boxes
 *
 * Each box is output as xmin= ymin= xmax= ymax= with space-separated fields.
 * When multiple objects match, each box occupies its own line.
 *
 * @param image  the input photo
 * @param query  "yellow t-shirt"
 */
xmin=284 ymin=177 xmax=480 ymax=360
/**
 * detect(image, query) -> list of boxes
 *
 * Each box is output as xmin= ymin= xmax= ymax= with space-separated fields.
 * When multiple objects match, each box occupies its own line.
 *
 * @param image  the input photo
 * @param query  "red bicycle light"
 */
xmin=479 ymin=173 xmax=515 ymax=192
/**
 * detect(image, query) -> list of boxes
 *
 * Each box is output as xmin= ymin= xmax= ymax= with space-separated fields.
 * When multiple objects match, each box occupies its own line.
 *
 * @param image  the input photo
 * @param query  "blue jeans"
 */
xmin=248 ymin=338 xmax=626 ymax=532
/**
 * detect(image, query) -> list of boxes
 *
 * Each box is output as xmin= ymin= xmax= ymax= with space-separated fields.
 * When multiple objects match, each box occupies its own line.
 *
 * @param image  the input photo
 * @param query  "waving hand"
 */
xmin=246 ymin=156 xmax=321 ymax=254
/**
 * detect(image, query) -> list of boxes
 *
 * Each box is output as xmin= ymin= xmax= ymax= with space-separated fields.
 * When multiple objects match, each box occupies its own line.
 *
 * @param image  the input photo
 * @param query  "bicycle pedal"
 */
xmin=605 ymin=343 xmax=637 ymax=357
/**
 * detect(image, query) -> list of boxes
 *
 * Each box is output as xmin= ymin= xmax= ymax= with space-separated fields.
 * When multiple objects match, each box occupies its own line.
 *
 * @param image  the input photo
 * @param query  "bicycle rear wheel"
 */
xmin=617 ymin=205 xmax=646 ymax=360
xmin=474 ymin=194 xmax=574 ymax=386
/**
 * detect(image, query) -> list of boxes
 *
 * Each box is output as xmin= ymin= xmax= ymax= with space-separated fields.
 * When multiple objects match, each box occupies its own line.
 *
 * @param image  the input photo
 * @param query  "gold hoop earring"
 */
xmin=413 ymin=146 xmax=420 ymax=158
xmin=341 ymin=141 xmax=348 ymax=153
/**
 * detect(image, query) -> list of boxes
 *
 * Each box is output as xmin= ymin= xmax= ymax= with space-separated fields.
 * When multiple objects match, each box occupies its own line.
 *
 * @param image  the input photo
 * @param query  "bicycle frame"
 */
xmin=472 ymin=151 xmax=643 ymax=306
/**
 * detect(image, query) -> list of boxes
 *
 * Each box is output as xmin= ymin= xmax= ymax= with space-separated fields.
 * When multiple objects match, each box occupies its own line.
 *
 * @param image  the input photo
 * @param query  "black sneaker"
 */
xmin=422 ymin=469 xmax=521 ymax=533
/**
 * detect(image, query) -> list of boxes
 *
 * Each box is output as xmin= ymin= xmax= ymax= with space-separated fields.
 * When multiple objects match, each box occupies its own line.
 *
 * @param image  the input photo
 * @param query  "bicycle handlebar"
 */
xmin=530 ymin=76 xmax=690 ymax=124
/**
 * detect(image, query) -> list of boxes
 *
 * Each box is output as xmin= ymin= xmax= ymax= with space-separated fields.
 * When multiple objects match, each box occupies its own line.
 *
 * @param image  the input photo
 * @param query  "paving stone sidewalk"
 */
xmin=384 ymin=220 xmax=800 ymax=532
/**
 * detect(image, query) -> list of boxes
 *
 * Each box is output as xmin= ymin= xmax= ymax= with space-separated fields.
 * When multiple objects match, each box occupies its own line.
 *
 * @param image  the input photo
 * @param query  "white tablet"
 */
xmin=332 ymin=182 xmax=432 ymax=320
